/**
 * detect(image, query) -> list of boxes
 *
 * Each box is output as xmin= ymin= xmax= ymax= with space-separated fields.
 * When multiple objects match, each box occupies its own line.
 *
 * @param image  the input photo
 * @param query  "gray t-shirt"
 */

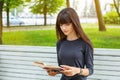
xmin=57 ymin=38 xmax=93 ymax=80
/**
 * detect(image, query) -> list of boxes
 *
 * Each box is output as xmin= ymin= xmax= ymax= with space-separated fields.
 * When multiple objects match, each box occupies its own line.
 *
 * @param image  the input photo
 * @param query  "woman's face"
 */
xmin=60 ymin=23 xmax=75 ymax=36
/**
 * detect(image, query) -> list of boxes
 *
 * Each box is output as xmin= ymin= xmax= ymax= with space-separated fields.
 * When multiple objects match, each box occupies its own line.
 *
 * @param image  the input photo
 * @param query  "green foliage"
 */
xmin=3 ymin=0 xmax=24 ymax=9
xmin=30 ymin=0 xmax=65 ymax=15
xmin=25 ymin=0 xmax=31 ymax=2
xmin=0 ymin=0 xmax=3 ymax=2
xmin=103 ymin=11 xmax=120 ymax=24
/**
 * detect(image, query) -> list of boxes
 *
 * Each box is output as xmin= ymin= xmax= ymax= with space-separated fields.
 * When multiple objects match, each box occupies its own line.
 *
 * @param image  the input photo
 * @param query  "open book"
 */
xmin=33 ymin=61 xmax=61 ymax=72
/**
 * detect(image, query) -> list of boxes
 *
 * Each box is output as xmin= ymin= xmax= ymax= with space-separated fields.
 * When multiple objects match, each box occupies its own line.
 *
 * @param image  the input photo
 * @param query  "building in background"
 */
xmin=2 ymin=0 xmax=115 ymax=25
xmin=69 ymin=0 xmax=113 ymax=17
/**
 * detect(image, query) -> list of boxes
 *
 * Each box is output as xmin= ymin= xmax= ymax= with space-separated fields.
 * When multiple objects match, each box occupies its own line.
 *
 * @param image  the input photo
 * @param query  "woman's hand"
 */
xmin=45 ymin=68 xmax=59 ymax=76
xmin=60 ymin=65 xmax=80 ymax=76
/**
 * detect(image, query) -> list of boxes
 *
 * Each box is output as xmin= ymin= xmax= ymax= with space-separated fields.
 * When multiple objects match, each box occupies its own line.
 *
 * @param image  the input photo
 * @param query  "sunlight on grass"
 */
xmin=83 ymin=28 xmax=120 ymax=48
xmin=3 ymin=30 xmax=56 ymax=46
xmin=3 ymin=25 xmax=120 ymax=49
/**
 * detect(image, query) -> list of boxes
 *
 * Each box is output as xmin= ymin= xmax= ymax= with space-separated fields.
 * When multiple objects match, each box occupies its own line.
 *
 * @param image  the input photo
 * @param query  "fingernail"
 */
xmin=60 ymin=65 xmax=63 ymax=67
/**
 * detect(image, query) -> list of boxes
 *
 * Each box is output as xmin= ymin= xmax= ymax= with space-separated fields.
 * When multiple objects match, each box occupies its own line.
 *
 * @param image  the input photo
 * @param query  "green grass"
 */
xmin=2 ymin=25 xmax=120 ymax=49
xmin=3 ymin=30 xmax=57 ymax=46
xmin=83 ymin=28 xmax=120 ymax=49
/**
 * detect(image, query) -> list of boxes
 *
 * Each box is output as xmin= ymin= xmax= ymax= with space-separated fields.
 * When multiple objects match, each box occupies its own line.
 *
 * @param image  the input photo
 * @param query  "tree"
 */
xmin=0 ymin=0 xmax=27 ymax=44
xmin=4 ymin=0 xmax=24 ymax=28
xmin=66 ymin=0 xmax=70 ymax=7
xmin=0 ymin=0 xmax=4 ymax=44
xmin=94 ymin=0 xmax=106 ymax=31
xmin=113 ymin=0 xmax=120 ymax=16
xmin=30 ymin=0 xmax=65 ymax=26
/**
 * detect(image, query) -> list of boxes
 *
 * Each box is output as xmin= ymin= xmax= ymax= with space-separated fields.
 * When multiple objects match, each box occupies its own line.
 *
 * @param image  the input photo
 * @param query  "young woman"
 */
xmin=46 ymin=8 xmax=94 ymax=80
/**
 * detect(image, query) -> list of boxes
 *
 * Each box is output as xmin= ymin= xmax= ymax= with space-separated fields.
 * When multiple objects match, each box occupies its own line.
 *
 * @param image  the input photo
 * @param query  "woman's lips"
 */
xmin=63 ymin=31 xmax=68 ymax=33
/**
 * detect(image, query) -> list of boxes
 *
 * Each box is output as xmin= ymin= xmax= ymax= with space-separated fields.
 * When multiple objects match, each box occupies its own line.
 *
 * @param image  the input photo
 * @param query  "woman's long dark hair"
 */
xmin=56 ymin=8 xmax=93 ymax=53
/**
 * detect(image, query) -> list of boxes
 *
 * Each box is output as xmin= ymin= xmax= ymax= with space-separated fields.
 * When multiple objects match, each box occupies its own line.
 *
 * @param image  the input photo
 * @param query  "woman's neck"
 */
xmin=67 ymin=34 xmax=78 ymax=41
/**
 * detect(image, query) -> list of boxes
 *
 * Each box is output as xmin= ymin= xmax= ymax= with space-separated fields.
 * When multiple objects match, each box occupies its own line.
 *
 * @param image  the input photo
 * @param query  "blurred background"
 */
xmin=1 ymin=0 xmax=119 ymax=26
xmin=0 ymin=0 xmax=120 ymax=48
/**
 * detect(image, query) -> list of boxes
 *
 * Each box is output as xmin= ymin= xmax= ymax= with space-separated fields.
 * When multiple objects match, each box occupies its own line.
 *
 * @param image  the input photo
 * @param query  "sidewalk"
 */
xmin=3 ymin=24 xmax=120 ymax=32
xmin=3 ymin=26 xmax=55 ymax=32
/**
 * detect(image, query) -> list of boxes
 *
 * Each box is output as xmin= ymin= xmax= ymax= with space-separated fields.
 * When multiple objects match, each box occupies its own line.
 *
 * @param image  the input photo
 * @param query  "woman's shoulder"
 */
xmin=56 ymin=39 xmax=66 ymax=51
xmin=78 ymin=38 xmax=86 ymax=44
xmin=78 ymin=38 xmax=91 ymax=48
xmin=79 ymin=39 xmax=93 ymax=55
xmin=57 ymin=39 xmax=65 ymax=45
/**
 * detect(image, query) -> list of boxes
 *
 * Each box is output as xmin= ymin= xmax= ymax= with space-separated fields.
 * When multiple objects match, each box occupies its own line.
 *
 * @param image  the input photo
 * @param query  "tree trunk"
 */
xmin=0 ymin=0 xmax=4 ymax=44
xmin=7 ymin=6 xmax=10 ymax=28
xmin=6 ymin=0 xmax=10 ymax=28
xmin=43 ymin=0 xmax=47 ymax=26
xmin=94 ymin=0 xmax=106 ymax=31
xmin=66 ymin=0 xmax=70 ymax=7
xmin=113 ymin=0 xmax=120 ymax=17
xmin=44 ymin=13 xmax=47 ymax=26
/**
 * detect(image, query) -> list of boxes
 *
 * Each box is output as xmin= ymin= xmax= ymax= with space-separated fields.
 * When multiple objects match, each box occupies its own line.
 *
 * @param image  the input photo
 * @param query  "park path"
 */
xmin=3 ymin=26 xmax=55 ymax=32
xmin=3 ymin=25 xmax=120 ymax=32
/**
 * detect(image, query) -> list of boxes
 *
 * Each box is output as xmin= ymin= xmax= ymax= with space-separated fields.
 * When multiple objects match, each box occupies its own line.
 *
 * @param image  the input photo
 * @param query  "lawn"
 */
xmin=2 ymin=24 xmax=120 ymax=49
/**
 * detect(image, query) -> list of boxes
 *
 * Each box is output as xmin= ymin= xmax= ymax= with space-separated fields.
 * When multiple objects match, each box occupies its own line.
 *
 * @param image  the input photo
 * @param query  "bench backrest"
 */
xmin=0 ymin=45 xmax=120 ymax=80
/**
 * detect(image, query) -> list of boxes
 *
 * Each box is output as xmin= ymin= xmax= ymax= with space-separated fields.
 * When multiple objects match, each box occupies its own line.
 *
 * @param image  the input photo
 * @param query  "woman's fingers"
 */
xmin=60 ymin=65 xmax=72 ymax=76
xmin=60 ymin=65 xmax=79 ymax=76
xmin=60 ymin=65 xmax=70 ymax=68
xmin=61 ymin=69 xmax=72 ymax=73
xmin=60 ymin=65 xmax=71 ymax=70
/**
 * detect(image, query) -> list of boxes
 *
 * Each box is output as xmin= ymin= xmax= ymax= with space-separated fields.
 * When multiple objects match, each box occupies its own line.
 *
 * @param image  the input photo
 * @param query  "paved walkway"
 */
xmin=3 ymin=26 xmax=55 ymax=32
xmin=3 ymin=24 xmax=120 ymax=32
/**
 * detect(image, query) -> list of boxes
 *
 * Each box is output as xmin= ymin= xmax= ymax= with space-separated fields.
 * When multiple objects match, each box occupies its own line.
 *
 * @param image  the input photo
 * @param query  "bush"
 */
xmin=103 ymin=11 xmax=120 ymax=24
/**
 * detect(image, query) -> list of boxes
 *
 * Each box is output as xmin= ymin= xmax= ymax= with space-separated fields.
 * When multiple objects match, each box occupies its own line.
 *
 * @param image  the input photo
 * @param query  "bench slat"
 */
xmin=94 ymin=60 xmax=120 ymax=66
xmin=0 ymin=51 xmax=57 ymax=57
xmin=0 ymin=45 xmax=56 ymax=53
xmin=88 ymin=74 xmax=120 ymax=80
xmin=0 ymin=73 xmax=60 ymax=80
xmin=0 ymin=56 xmax=57 ymax=63
xmin=94 ymin=56 xmax=120 ymax=61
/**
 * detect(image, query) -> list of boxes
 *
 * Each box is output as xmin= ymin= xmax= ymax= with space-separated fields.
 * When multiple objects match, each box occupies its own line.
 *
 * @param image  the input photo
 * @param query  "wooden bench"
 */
xmin=0 ymin=45 xmax=120 ymax=80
